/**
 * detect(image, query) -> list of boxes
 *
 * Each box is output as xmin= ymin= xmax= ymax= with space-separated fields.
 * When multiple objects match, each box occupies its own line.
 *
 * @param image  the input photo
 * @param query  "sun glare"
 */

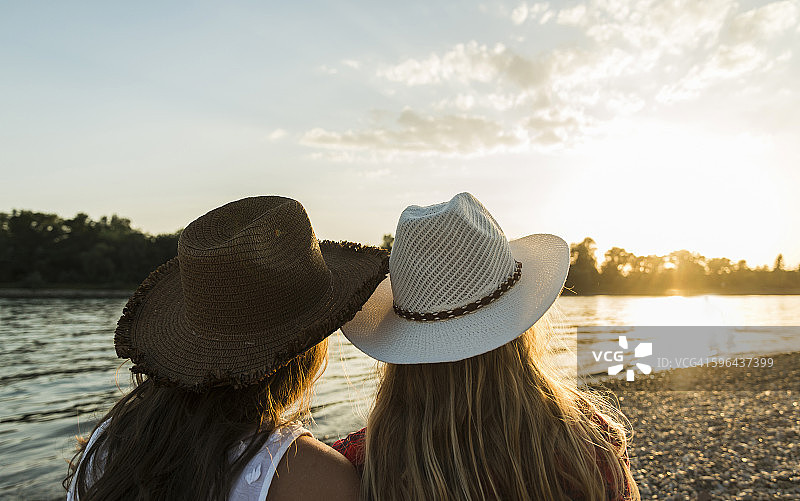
xmin=568 ymin=116 xmax=784 ymax=266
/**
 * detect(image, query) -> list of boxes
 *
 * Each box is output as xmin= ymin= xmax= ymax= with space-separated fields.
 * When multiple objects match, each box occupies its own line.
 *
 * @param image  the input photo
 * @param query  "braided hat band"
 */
xmin=393 ymin=261 xmax=522 ymax=322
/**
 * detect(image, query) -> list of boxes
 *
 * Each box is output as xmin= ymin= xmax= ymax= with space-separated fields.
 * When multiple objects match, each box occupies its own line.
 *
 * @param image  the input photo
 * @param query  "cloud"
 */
xmin=267 ymin=128 xmax=287 ymax=141
xmin=728 ymin=0 xmax=800 ymax=41
xmin=580 ymin=0 xmax=734 ymax=48
xmin=377 ymin=41 xmax=548 ymax=90
xmin=318 ymin=65 xmax=338 ymax=75
xmin=526 ymin=108 xmax=591 ymax=145
xmin=433 ymin=94 xmax=477 ymax=111
xmin=556 ymin=4 xmax=587 ymax=26
xmin=511 ymin=2 xmax=552 ymax=25
xmin=511 ymin=3 xmax=529 ymax=25
xmin=377 ymin=42 xmax=507 ymax=85
xmin=304 ymin=0 xmax=799 ymax=158
xmin=341 ymin=59 xmax=361 ymax=69
xmin=655 ymin=1 xmax=799 ymax=102
xmin=433 ymin=91 xmax=525 ymax=113
xmin=657 ymin=43 xmax=773 ymax=103
xmin=301 ymin=109 xmax=525 ymax=158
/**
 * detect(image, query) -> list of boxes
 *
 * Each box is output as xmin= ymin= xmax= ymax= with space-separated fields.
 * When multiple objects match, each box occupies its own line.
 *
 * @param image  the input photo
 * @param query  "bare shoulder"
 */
xmin=266 ymin=435 xmax=360 ymax=501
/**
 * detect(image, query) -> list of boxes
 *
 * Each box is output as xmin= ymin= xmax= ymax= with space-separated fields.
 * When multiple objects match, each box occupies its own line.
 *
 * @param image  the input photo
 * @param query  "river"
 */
xmin=1 ymin=295 xmax=799 ymax=499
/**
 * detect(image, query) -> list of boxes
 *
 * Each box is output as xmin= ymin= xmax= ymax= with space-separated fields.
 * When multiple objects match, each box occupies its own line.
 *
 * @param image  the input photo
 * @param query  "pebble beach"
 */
xmin=598 ymin=351 xmax=800 ymax=500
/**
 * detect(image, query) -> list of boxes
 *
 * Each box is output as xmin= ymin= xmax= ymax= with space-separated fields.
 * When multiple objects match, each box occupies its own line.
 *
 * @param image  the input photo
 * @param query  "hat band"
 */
xmin=393 ymin=260 xmax=523 ymax=322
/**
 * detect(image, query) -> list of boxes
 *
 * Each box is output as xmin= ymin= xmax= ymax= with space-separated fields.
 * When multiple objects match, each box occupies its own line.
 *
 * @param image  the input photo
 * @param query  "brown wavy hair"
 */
xmin=362 ymin=316 xmax=639 ymax=501
xmin=63 ymin=339 xmax=328 ymax=501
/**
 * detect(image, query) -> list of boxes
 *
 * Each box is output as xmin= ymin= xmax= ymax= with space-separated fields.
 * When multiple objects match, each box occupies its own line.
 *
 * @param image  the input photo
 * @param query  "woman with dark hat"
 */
xmin=64 ymin=196 xmax=389 ymax=501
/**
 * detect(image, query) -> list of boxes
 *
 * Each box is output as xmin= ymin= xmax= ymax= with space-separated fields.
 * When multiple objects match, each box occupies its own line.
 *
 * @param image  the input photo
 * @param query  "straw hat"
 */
xmin=342 ymin=192 xmax=569 ymax=364
xmin=114 ymin=196 xmax=389 ymax=389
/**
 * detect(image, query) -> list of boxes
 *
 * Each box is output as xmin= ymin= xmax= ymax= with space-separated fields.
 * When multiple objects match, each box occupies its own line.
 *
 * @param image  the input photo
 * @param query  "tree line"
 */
xmin=0 ymin=212 xmax=797 ymax=294
xmin=0 ymin=210 xmax=179 ymax=288
xmin=563 ymin=237 xmax=799 ymax=295
xmin=381 ymin=234 xmax=800 ymax=295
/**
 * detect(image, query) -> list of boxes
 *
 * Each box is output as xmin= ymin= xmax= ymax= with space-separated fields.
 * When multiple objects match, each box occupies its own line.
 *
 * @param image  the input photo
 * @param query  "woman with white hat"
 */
xmin=64 ymin=196 xmax=389 ymax=501
xmin=336 ymin=193 xmax=638 ymax=500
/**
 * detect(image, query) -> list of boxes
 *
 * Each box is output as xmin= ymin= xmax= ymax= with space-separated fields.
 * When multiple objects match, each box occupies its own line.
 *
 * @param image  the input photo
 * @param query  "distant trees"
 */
xmin=567 ymin=238 xmax=800 ymax=295
xmin=2 ymin=212 xmax=798 ymax=295
xmin=381 ymin=234 xmax=394 ymax=252
xmin=567 ymin=237 xmax=600 ymax=294
xmin=0 ymin=210 xmax=179 ymax=288
xmin=375 ymin=232 xmax=800 ymax=295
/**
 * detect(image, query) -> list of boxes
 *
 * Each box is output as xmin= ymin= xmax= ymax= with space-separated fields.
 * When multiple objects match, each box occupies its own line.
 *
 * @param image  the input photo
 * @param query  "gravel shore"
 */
xmin=596 ymin=351 xmax=800 ymax=500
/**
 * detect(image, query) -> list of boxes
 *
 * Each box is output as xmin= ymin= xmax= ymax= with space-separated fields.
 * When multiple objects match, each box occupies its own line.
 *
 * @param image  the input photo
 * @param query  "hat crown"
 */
xmin=177 ymin=196 xmax=332 ymax=336
xmin=390 ymin=192 xmax=516 ymax=314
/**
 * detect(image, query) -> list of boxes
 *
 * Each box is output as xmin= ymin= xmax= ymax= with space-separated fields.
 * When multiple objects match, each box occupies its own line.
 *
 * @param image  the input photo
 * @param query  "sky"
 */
xmin=1 ymin=0 xmax=799 ymax=268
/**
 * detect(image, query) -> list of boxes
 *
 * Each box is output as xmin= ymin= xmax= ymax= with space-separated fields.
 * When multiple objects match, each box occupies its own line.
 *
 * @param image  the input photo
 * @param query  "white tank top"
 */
xmin=67 ymin=421 xmax=312 ymax=501
xmin=228 ymin=422 xmax=312 ymax=500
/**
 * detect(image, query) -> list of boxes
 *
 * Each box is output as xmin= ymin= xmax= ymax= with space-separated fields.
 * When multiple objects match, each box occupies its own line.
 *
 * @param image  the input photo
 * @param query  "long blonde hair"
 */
xmin=362 ymin=318 xmax=639 ymax=501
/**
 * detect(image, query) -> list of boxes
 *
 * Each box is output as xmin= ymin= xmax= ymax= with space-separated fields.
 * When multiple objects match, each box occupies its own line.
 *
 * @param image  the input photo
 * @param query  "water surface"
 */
xmin=2 ymin=295 xmax=799 ymax=499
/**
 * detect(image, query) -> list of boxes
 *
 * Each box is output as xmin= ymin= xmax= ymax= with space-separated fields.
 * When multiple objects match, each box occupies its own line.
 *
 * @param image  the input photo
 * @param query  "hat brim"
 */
xmin=115 ymin=241 xmax=388 ymax=389
xmin=341 ymin=234 xmax=569 ymax=364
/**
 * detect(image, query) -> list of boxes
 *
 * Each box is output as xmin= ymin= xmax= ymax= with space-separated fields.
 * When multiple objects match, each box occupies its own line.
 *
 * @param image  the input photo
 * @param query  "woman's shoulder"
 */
xmin=265 ymin=435 xmax=359 ymax=501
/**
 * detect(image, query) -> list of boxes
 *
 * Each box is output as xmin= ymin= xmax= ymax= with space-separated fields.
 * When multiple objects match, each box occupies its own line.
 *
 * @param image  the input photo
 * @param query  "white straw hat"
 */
xmin=342 ymin=192 xmax=570 ymax=364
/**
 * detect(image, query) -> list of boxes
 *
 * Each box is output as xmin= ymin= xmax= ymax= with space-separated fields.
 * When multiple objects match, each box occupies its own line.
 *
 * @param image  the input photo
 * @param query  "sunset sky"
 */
xmin=2 ymin=0 xmax=799 ymax=267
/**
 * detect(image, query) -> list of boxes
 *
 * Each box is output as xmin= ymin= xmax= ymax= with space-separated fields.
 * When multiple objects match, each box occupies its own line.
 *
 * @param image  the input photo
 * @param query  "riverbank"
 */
xmin=597 ymin=351 xmax=800 ymax=499
xmin=0 ymin=288 xmax=133 ymax=298
xmin=562 ymin=289 xmax=800 ymax=296
xmin=3 ymin=287 xmax=800 ymax=300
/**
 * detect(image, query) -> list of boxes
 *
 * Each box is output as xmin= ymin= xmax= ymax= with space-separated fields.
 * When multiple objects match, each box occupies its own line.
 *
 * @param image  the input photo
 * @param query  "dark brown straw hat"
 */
xmin=114 ymin=196 xmax=389 ymax=390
